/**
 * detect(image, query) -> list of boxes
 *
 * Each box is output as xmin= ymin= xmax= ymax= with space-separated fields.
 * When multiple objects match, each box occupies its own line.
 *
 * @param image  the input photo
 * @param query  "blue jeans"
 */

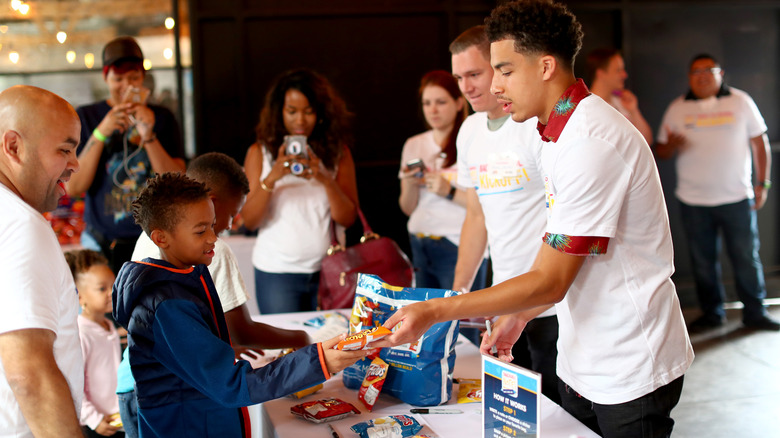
xmin=408 ymin=234 xmax=488 ymax=290
xmin=254 ymin=269 xmax=319 ymax=314
xmin=679 ymin=199 xmax=768 ymax=322
xmin=117 ymin=390 xmax=138 ymax=438
xmin=559 ymin=376 xmax=684 ymax=438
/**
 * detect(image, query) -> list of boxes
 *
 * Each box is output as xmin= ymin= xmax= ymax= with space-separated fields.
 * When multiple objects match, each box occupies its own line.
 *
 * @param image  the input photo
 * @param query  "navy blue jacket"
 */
xmin=113 ymin=259 xmax=330 ymax=437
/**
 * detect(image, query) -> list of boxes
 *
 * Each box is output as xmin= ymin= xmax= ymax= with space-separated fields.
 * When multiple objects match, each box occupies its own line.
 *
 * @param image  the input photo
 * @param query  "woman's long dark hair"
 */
xmin=419 ymin=70 xmax=467 ymax=168
xmin=256 ymin=69 xmax=353 ymax=170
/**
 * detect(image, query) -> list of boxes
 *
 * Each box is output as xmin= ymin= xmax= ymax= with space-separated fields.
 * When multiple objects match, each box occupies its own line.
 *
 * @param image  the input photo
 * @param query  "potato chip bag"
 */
xmin=456 ymin=378 xmax=482 ymax=404
xmin=351 ymin=415 xmax=422 ymax=438
xmin=290 ymin=398 xmax=360 ymax=423
xmin=335 ymin=326 xmax=392 ymax=351
xmin=358 ymin=357 xmax=389 ymax=411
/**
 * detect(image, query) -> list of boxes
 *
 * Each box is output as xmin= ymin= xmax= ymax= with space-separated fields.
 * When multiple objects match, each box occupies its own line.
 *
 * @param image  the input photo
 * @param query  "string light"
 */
xmin=164 ymin=17 xmax=175 ymax=30
xmin=0 ymin=26 xmax=8 ymax=34
xmin=10 ymin=0 xmax=21 ymax=11
xmin=9 ymin=51 xmax=19 ymax=64
xmin=56 ymin=31 xmax=67 ymax=44
xmin=18 ymin=2 xmax=29 ymax=15
xmin=84 ymin=52 xmax=94 ymax=69
xmin=143 ymin=59 xmax=151 ymax=70
xmin=66 ymin=50 xmax=76 ymax=64
xmin=163 ymin=48 xmax=172 ymax=60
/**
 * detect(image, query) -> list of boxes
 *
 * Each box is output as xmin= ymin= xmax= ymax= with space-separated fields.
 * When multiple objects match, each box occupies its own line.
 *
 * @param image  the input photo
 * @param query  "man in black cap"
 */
xmin=67 ymin=36 xmax=185 ymax=274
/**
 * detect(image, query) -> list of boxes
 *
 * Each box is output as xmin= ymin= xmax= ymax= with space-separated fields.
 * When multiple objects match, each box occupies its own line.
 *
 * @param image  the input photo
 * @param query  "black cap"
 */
xmin=102 ymin=36 xmax=144 ymax=68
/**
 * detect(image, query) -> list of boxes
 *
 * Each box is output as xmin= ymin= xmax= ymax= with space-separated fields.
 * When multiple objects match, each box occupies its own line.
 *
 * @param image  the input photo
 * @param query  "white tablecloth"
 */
xmin=250 ymin=310 xmax=600 ymax=438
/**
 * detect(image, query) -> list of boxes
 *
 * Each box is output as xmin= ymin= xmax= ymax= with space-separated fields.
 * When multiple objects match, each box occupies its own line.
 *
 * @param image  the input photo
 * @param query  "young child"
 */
xmin=65 ymin=249 xmax=123 ymax=438
xmin=113 ymin=173 xmax=366 ymax=437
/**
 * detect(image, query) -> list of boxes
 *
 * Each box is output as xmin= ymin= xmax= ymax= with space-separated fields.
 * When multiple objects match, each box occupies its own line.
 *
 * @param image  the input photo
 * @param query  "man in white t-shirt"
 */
xmin=378 ymin=2 xmax=694 ymax=436
xmin=0 ymin=85 xmax=84 ymax=437
xmin=586 ymin=48 xmax=653 ymax=145
xmin=448 ymin=25 xmax=559 ymax=404
xmin=656 ymin=54 xmax=779 ymax=332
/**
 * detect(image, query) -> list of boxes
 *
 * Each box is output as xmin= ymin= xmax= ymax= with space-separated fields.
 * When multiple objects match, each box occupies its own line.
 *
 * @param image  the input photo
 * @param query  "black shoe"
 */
xmin=687 ymin=315 xmax=725 ymax=333
xmin=743 ymin=315 xmax=780 ymax=331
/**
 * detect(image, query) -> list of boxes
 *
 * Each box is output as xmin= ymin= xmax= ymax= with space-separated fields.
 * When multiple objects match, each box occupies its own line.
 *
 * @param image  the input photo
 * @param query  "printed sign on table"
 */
xmin=482 ymin=354 xmax=540 ymax=438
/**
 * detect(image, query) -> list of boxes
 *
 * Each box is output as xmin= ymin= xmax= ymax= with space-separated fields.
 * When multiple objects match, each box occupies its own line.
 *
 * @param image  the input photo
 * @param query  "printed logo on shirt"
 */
xmin=543 ymin=175 xmax=555 ymax=214
xmin=469 ymin=158 xmax=531 ymax=196
xmin=683 ymin=111 xmax=736 ymax=130
xmin=104 ymin=148 xmax=150 ymax=223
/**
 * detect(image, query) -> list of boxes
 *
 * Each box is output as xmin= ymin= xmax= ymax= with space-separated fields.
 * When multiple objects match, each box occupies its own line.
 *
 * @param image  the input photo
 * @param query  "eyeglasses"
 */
xmin=690 ymin=67 xmax=722 ymax=76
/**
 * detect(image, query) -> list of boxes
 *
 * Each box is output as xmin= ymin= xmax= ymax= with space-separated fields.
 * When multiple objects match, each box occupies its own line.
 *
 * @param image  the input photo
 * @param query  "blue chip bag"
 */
xmin=343 ymin=274 xmax=459 ymax=406
xmin=351 ymin=415 xmax=422 ymax=438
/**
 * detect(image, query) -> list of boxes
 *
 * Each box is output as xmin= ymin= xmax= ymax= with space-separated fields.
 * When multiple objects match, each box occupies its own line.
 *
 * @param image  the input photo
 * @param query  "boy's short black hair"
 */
xmin=485 ymin=0 xmax=584 ymax=70
xmin=186 ymin=152 xmax=250 ymax=198
xmin=690 ymin=53 xmax=720 ymax=69
xmin=132 ymin=172 xmax=210 ymax=235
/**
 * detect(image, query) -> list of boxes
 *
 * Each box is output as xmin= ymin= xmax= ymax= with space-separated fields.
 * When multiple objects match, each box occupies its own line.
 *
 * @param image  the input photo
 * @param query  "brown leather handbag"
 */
xmin=318 ymin=208 xmax=414 ymax=310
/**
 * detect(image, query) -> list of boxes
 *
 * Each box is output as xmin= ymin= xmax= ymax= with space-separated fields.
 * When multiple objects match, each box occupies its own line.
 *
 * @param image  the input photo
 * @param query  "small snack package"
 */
xmin=358 ymin=357 xmax=389 ymax=411
xmin=108 ymin=412 xmax=122 ymax=428
xmin=335 ymin=326 xmax=392 ymax=351
xmin=288 ymin=382 xmax=323 ymax=399
xmin=456 ymin=378 xmax=482 ymax=404
xmin=290 ymin=398 xmax=360 ymax=423
xmin=351 ymin=415 xmax=423 ymax=438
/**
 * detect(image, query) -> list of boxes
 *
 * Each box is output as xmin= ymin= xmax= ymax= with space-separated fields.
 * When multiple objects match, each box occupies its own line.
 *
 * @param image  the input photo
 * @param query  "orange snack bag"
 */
xmin=335 ymin=326 xmax=392 ymax=351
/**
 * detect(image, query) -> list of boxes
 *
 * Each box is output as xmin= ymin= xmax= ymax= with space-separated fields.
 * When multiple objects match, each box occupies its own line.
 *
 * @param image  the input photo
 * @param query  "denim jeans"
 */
xmin=559 ymin=376 xmax=684 ymax=438
xmin=117 ymin=390 xmax=138 ymax=438
xmin=254 ymin=269 xmax=319 ymax=314
xmin=408 ymin=234 xmax=488 ymax=290
xmin=679 ymin=199 xmax=768 ymax=322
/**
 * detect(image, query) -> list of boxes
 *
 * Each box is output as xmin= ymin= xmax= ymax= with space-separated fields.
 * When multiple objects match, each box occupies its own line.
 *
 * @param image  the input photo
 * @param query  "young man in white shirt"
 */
xmin=586 ymin=48 xmax=653 ymax=145
xmin=449 ymin=25 xmax=559 ymax=405
xmin=378 ymin=2 xmax=694 ymax=436
xmin=0 ymin=85 xmax=84 ymax=437
xmin=656 ymin=54 xmax=778 ymax=332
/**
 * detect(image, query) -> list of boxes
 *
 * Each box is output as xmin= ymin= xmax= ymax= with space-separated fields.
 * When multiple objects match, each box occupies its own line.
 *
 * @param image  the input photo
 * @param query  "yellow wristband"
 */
xmin=92 ymin=128 xmax=107 ymax=142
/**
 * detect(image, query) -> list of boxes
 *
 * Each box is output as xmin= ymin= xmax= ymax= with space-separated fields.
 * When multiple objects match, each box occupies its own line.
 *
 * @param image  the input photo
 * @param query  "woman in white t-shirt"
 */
xmin=242 ymin=69 xmax=358 ymax=313
xmin=398 ymin=70 xmax=487 ymax=290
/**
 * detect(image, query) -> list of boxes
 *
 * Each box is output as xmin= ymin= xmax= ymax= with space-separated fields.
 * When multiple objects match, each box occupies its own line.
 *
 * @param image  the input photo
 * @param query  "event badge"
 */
xmin=486 ymin=152 xmax=522 ymax=179
xmin=482 ymin=354 xmax=541 ymax=438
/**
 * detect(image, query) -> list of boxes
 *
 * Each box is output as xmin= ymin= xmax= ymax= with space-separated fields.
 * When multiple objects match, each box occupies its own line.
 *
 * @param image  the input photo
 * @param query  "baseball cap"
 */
xmin=102 ymin=36 xmax=144 ymax=68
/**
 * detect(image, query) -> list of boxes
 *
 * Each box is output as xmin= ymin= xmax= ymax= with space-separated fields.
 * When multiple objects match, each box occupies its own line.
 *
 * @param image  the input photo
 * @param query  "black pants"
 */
xmin=87 ymin=226 xmax=139 ymax=275
xmin=511 ymin=315 xmax=560 ymax=404
xmin=559 ymin=375 xmax=684 ymax=438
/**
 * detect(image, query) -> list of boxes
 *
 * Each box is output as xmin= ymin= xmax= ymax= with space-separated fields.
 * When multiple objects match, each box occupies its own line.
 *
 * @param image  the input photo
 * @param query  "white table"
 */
xmin=250 ymin=310 xmax=600 ymax=438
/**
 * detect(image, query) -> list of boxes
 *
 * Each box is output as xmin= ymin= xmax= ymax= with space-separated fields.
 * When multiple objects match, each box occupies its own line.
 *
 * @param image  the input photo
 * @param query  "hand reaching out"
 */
xmin=480 ymin=315 xmax=527 ymax=363
xmin=320 ymin=334 xmax=369 ymax=375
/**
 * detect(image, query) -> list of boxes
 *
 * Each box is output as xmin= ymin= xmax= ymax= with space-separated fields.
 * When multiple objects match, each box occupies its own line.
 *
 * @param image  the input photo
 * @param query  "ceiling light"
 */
xmin=143 ymin=59 xmax=151 ymax=70
xmin=164 ymin=17 xmax=175 ymax=30
xmin=9 ymin=51 xmax=19 ymax=64
xmin=66 ymin=50 xmax=75 ymax=64
xmin=18 ymin=3 xmax=28 ymax=15
xmin=163 ymin=48 xmax=172 ymax=60
xmin=10 ymin=0 xmax=21 ymax=11
xmin=56 ymin=31 xmax=66 ymax=44
xmin=84 ymin=52 xmax=94 ymax=69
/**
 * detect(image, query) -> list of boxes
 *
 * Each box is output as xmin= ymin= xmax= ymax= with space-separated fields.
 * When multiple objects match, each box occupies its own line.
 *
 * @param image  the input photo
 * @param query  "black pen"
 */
xmin=410 ymin=408 xmax=463 ymax=414
xmin=327 ymin=423 xmax=340 ymax=438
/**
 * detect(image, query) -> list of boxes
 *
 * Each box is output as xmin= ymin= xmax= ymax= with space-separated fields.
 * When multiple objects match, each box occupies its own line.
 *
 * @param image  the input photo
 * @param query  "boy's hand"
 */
xmin=320 ymin=334 xmax=369 ymax=375
xmin=95 ymin=415 xmax=120 ymax=436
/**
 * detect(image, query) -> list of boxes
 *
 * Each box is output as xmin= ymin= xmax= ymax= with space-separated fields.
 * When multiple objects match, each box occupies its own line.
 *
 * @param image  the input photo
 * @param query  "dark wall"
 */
xmin=189 ymin=0 xmax=780 ymax=285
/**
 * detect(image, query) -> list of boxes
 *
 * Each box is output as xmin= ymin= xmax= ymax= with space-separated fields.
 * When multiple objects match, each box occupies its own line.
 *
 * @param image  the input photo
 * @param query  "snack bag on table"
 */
xmin=342 ymin=274 xmax=459 ymax=406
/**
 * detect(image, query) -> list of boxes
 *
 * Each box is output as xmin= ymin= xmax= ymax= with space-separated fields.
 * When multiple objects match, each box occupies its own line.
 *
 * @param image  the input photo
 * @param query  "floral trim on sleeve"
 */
xmin=543 ymin=232 xmax=609 ymax=256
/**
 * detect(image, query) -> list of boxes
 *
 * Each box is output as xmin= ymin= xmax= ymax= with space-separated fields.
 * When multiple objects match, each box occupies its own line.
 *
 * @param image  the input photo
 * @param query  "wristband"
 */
xmin=763 ymin=180 xmax=772 ymax=190
xmin=445 ymin=185 xmax=457 ymax=201
xmin=92 ymin=128 xmax=107 ymax=142
xmin=140 ymin=133 xmax=157 ymax=146
xmin=260 ymin=179 xmax=274 ymax=192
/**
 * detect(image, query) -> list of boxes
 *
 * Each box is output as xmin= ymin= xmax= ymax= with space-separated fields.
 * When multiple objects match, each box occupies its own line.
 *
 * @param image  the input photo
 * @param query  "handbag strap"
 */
xmin=327 ymin=206 xmax=378 ymax=254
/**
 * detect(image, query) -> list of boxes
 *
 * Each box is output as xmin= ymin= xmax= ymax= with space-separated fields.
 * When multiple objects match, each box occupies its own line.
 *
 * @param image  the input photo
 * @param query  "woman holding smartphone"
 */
xmin=398 ymin=70 xmax=487 ymax=290
xmin=242 ymin=69 xmax=358 ymax=314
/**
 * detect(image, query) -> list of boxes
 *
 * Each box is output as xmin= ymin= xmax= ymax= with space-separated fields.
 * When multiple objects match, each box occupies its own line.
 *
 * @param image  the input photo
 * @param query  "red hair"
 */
xmin=419 ymin=70 xmax=467 ymax=168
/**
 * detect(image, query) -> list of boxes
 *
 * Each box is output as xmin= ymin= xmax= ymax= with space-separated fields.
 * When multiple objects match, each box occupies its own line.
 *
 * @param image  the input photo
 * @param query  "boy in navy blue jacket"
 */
xmin=113 ymin=173 xmax=366 ymax=437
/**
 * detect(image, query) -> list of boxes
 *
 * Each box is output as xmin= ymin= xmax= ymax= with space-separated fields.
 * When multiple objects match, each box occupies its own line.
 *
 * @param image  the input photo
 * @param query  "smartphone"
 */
xmin=122 ymin=86 xmax=149 ymax=104
xmin=284 ymin=135 xmax=308 ymax=158
xmin=406 ymin=158 xmax=425 ymax=176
